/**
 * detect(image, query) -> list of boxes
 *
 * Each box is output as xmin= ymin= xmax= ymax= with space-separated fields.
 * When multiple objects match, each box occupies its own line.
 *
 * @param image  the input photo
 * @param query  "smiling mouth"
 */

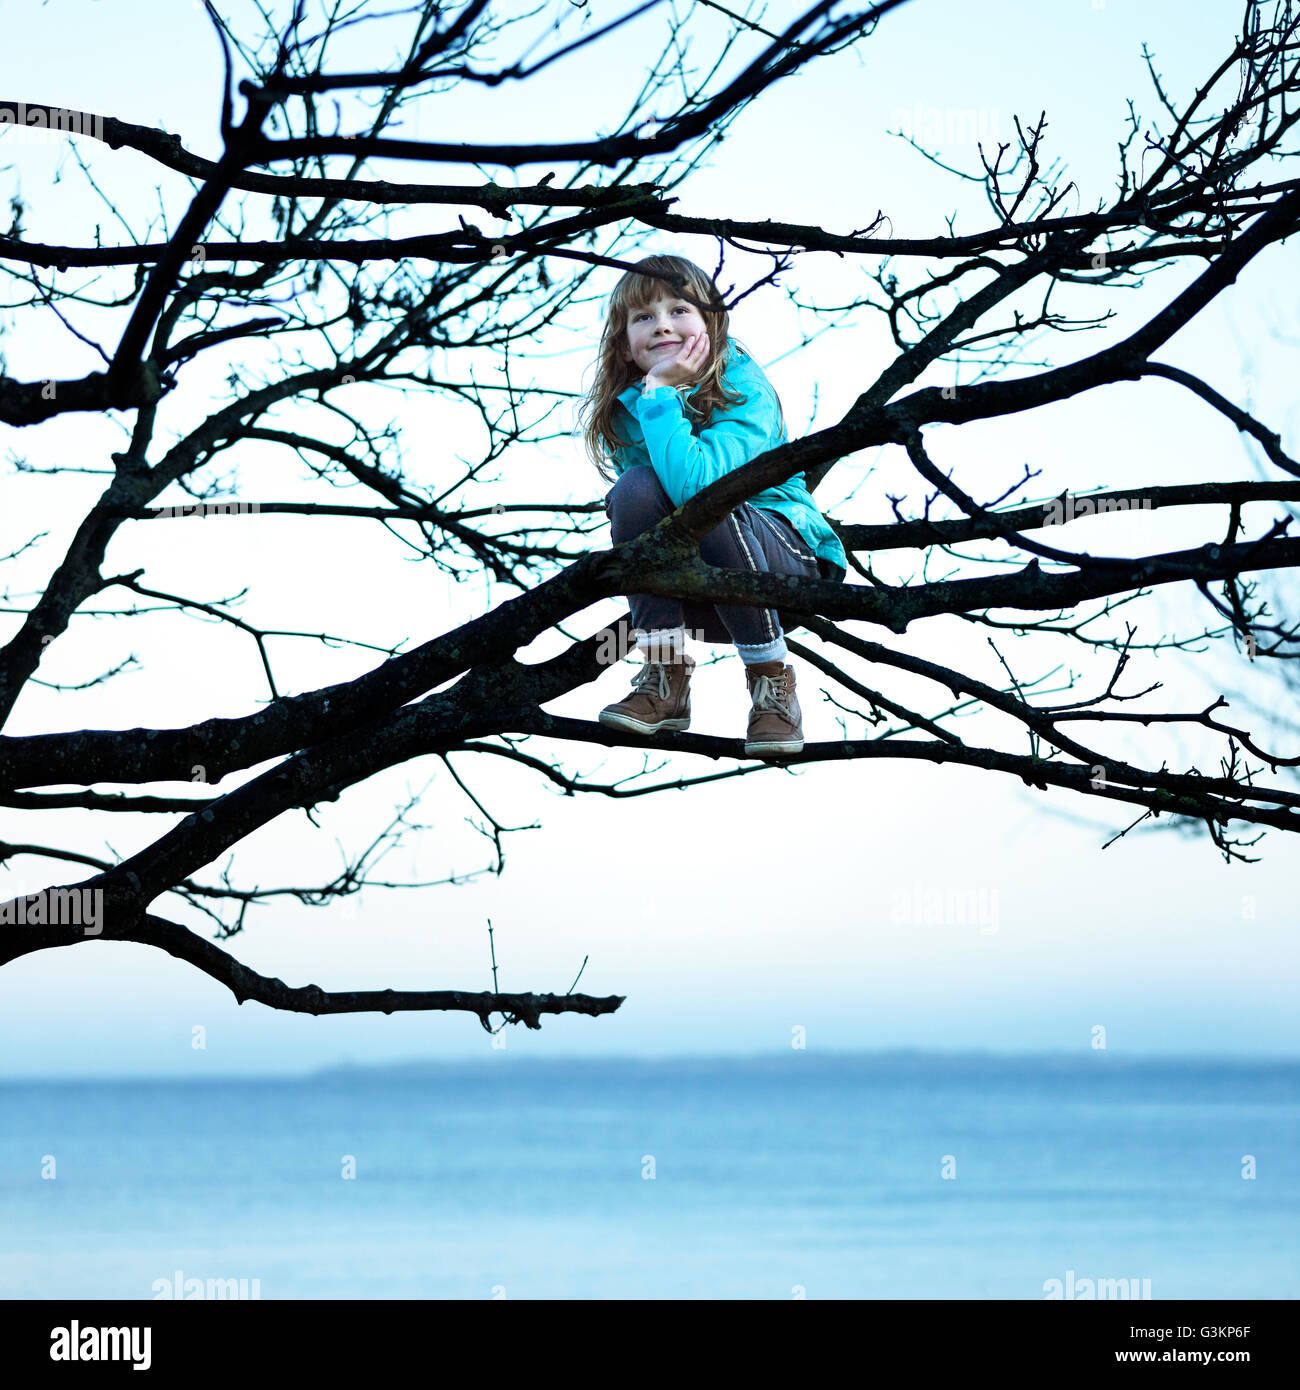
xmin=650 ymin=341 xmax=679 ymax=351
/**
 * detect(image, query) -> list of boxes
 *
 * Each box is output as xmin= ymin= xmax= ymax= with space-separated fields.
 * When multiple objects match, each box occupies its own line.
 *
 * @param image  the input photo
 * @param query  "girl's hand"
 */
xmin=643 ymin=331 xmax=709 ymax=391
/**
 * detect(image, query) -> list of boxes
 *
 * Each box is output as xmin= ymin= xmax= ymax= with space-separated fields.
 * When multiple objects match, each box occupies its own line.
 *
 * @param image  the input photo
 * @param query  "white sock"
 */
xmin=636 ymin=627 xmax=687 ymax=662
xmin=736 ymin=636 xmax=788 ymax=665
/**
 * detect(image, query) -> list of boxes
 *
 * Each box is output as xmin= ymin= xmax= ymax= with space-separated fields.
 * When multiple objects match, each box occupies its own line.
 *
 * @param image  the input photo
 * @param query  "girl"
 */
xmin=578 ymin=254 xmax=847 ymax=758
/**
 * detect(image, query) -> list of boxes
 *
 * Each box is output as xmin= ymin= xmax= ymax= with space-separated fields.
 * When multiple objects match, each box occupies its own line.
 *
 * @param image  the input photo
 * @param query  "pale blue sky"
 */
xmin=0 ymin=0 xmax=1296 ymax=1076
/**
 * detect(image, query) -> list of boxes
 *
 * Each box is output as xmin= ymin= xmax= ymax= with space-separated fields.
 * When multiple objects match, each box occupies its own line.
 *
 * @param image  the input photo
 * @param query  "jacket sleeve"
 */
xmin=632 ymin=375 xmax=784 ymax=508
xmin=609 ymin=401 xmax=652 ymax=475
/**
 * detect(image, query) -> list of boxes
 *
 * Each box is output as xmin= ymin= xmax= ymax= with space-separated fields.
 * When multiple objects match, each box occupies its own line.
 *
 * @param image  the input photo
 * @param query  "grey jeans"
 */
xmin=605 ymin=464 xmax=824 ymax=647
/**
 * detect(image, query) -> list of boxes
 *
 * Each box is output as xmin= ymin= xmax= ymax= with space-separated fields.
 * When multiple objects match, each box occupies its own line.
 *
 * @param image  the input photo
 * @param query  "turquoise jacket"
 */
xmin=610 ymin=343 xmax=847 ymax=581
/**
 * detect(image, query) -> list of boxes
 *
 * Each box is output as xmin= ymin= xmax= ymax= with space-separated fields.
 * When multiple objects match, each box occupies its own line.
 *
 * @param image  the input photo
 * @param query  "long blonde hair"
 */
xmin=578 ymin=254 xmax=785 ymax=482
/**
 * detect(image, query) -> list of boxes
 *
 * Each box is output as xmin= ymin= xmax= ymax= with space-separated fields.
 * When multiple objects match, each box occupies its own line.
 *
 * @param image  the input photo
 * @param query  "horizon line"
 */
xmin=4 ymin=1042 xmax=1298 ymax=1085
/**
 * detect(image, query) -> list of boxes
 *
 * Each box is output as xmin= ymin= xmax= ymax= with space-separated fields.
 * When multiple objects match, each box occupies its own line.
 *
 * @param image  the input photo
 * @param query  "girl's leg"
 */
xmin=715 ymin=505 xmax=821 ymax=758
xmin=606 ymin=466 xmax=687 ymax=658
xmin=606 ymin=469 xmax=819 ymax=663
xmin=696 ymin=504 xmax=817 ymax=664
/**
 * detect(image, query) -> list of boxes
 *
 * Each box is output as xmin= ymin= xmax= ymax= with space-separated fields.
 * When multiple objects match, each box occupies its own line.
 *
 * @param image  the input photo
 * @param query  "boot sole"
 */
xmin=744 ymin=739 xmax=804 ymax=758
xmin=599 ymin=711 xmax=690 ymax=735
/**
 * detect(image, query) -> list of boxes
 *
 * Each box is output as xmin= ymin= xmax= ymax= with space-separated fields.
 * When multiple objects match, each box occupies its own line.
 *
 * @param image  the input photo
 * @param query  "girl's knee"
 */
xmin=608 ymin=466 xmax=670 ymax=526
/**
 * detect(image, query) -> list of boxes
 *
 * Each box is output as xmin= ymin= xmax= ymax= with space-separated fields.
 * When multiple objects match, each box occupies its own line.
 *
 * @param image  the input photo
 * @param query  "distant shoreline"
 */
xmin=4 ymin=1046 xmax=1298 ymax=1086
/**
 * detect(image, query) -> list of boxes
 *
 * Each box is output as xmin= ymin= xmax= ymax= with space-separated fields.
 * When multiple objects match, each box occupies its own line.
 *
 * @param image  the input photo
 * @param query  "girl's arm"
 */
xmin=609 ymin=403 xmax=652 ymax=474
xmin=631 ymin=373 xmax=785 ymax=508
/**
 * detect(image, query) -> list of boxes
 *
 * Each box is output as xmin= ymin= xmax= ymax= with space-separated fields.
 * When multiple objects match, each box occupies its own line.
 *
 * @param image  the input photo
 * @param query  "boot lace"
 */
xmin=750 ymin=672 xmax=793 ymax=719
xmin=632 ymin=661 xmax=671 ymax=701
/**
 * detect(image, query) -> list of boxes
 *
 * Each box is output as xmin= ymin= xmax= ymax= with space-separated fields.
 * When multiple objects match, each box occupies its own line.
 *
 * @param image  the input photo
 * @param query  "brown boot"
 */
xmin=599 ymin=654 xmax=694 ymax=735
xmin=744 ymin=660 xmax=803 ymax=758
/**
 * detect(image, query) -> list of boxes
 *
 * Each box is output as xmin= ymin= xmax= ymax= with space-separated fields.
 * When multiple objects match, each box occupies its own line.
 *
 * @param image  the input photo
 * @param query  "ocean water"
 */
xmin=1 ymin=1053 xmax=1296 ymax=1300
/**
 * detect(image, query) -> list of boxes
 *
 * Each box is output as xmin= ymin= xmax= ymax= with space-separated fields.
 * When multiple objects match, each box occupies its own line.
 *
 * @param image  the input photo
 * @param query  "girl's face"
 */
xmin=623 ymin=290 xmax=710 ymax=375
